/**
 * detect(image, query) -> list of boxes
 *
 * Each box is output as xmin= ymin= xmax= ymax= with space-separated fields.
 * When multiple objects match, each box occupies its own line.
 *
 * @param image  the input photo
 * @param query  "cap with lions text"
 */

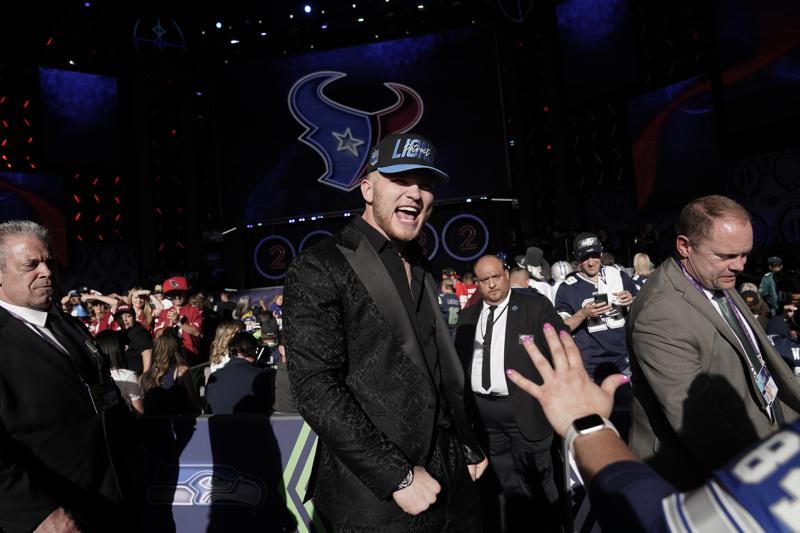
xmin=366 ymin=133 xmax=448 ymax=182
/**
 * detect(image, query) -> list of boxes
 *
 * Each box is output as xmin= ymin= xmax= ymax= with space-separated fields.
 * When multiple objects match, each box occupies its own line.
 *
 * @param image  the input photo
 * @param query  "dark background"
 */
xmin=1 ymin=0 xmax=799 ymax=290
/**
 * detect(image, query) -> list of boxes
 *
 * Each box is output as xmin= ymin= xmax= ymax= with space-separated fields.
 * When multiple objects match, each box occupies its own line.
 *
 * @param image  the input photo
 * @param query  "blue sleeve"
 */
xmin=588 ymin=461 xmax=675 ymax=533
xmin=621 ymin=271 xmax=638 ymax=295
xmin=554 ymin=283 xmax=574 ymax=314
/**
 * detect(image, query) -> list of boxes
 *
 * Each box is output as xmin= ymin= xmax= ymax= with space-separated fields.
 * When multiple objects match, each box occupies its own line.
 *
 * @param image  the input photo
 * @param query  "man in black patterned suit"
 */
xmin=285 ymin=133 xmax=488 ymax=532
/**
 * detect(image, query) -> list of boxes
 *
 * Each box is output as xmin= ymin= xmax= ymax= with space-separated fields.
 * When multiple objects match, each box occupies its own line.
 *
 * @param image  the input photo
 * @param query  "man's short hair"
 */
xmin=228 ymin=332 xmax=259 ymax=358
xmin=509 ymin=267 xmax=530 ymax=284
xmin=676 ymin=195 xmax=751 ymax=244
xmin=0 ymin=220 xmax=50 ymax=270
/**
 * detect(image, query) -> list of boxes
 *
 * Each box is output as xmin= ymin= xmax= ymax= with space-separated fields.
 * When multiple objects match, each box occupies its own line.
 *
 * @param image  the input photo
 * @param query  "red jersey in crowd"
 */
xmin=88 ymin=312 xmax=121 ymax=337
xmin=455 ymin=281 xmax=477 ymax=309
xmin=154 ymin=304 xmax=204 ymax=363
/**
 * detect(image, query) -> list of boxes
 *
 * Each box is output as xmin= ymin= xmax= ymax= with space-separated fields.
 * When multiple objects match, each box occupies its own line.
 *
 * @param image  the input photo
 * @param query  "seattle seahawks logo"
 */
xmin=147 ymin=465 xmax=265 ymax=508
xmin=288 ymin=71 xmax=424 ymax=191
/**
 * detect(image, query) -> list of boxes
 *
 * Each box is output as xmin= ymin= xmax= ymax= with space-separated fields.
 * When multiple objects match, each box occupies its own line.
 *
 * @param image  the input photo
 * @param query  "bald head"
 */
xmin=474 ymin=255 xmax=510 ymax=305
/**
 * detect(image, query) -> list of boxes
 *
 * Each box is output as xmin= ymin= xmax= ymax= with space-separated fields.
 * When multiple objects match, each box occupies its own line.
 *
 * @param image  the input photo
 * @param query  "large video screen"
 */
xmin=0 ymin=172 xmax=67 ymax=262
xmin=216 ymin=26 xmax=508 ymax=223
xmin=627 ymin=74 xmax=721 ymax=212
xmin=556 ymin=0 xmax=637 ymax=100
xmin=39 ymin=67 xmax=120 ymax=170
xmin=714 ymin=0 xmax=800 ymax=158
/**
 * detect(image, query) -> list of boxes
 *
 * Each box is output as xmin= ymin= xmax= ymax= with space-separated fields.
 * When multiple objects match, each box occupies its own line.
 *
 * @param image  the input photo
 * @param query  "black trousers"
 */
xmin=333 ymin=428 xmax=482 ymax=533
xmin=474 ymin=394 xmax=561 ymax=533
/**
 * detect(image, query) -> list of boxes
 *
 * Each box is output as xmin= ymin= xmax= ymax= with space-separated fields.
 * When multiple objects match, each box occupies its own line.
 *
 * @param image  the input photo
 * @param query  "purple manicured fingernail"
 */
xmin=619 ymin=375 xmax=630 ymax=384
xmin=559 ymin=329 xmax=570 ymax=338
xmin=506 ymin=369 xmax=515 ymax=376
xmin=543 ymin=323 xmax=554 ymax=331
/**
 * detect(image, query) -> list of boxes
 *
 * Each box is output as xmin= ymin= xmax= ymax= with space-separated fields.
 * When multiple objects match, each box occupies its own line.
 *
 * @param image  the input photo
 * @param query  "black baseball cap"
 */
xmin=366 ymin=133 xmax=448 ymax=182
xmin=573 ymin=232 xmax=603 ymax=260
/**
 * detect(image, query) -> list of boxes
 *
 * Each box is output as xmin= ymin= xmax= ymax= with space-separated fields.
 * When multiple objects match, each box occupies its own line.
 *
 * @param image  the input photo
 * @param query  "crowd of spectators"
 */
xmin=59 ymin=278 xmax=294 ymax=418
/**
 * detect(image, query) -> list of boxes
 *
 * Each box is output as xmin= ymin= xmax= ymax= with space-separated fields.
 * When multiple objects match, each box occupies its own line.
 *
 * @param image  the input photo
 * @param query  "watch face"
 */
xmin=574 ymin=414 xmax=604 ymax=432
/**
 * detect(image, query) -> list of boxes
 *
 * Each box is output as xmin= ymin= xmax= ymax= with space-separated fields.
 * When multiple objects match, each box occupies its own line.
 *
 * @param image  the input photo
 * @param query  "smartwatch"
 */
xmin=564 ymin=414 xmax=618 ymax=457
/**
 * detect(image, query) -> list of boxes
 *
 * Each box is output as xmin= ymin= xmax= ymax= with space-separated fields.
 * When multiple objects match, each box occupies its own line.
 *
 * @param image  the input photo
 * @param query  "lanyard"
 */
xmin=677 ymin=260 xmax=762 ymax=365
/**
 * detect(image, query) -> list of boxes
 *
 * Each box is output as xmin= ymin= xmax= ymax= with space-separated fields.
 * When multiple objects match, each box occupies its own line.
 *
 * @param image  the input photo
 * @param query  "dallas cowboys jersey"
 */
xmin=663 ymin=420 xmax=800 ymax=532
xmin=554 ymin=269 xmax=637 ymax=378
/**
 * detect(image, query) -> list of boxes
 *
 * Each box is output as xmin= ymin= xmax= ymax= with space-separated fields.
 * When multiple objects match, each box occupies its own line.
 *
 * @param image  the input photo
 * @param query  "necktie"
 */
xmin=713 ymin=291 xmax=784 ymax=424
xmin=46 ymin=313 xmax=98 ymax=382
xmin=482 ymin=305 xmax=497 ymax=391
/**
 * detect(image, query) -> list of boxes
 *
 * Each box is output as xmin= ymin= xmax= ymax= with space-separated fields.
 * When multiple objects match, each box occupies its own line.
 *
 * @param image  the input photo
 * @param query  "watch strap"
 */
xmin=396 ymin=469 xmax=414 ymax=491
xmin=564 ymin=415 xmax=618 ymax=457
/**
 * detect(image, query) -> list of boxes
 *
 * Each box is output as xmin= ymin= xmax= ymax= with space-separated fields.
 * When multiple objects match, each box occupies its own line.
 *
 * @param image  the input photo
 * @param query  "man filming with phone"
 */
xmin=554 ymin=233 xmax=637 ymax=384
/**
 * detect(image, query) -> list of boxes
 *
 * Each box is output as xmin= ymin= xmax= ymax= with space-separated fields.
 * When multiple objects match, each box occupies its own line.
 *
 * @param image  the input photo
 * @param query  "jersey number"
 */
xmin=733 ymin=431 xmax=800 ymax=529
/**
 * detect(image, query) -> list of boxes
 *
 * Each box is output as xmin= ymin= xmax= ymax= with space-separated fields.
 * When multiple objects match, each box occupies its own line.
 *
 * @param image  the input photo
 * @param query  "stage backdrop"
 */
xmin=216 ymin=26 xmax=508 ymax=225
xmin=236 ymin=199 xmax=520 ymax=287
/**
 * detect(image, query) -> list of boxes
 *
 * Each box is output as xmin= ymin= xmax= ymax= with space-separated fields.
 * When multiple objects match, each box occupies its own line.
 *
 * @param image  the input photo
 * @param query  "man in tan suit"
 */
xmin=627 ymin=195 xmax=800 ymax=489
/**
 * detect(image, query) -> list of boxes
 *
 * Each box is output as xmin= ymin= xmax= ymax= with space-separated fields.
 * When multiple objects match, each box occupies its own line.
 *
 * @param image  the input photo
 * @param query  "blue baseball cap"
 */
xmin=366 ymin=133 xmax=448 ymax=182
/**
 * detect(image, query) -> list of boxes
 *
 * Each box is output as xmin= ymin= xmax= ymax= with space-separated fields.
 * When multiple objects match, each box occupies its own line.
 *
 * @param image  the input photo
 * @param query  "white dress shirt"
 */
xmin=471 ymin=290 xmax=511 ymax=395
xmin=0 ymin=299 xmax=68 ymax=353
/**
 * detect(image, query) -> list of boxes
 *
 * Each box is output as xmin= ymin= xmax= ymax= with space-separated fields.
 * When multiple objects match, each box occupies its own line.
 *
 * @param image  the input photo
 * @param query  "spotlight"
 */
xmin=304 ymin=4 xmax=312 ymax=13
xmin=215 ymin=22 xmax=222 ymax=29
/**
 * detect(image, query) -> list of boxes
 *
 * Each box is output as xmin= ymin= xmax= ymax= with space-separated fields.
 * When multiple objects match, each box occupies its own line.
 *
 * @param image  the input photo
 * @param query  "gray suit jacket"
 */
xmin=627 ymin=257 xmax=800 ymax=489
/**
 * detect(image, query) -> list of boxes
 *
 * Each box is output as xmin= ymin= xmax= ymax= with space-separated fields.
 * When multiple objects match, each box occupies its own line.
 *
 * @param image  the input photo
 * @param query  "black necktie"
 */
xmin=713 ymin=291 xmax=784 ymax=424
xmin=46 ymin=313 xmax=98 ymax=382
xmin=482 ymin=305 xmax=497 ymax=391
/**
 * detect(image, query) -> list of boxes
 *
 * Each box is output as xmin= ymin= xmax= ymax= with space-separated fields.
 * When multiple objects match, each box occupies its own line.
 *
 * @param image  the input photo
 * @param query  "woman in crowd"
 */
xmin=95 ymin=330 xmax=144 ymax=415
xmin=140 ymin=331 xmax=199 ymax=415
xmin=129 ymin=287 xmax=155 ymax=332
xmin=208 ymin=320 xmax=243 ymax=374
xmin=233 ymin=295 xmax=251 ymax=320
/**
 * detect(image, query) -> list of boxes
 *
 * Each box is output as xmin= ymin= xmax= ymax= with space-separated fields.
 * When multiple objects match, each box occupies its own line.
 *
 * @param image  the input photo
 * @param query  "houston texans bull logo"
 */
xmin=288 ymin=71 xmax=424 ymax=191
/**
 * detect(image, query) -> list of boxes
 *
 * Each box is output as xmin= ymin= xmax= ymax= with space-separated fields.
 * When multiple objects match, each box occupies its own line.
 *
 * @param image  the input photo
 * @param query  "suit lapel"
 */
xmin=665 ymin=260 xmax=748 ymax=360
xmin=504 ymin=291 xmax=523 ymax=368
xmin=336 ymin=227 xmax=434 ymax=388
xmin=0 ymin=308 xmax=90 ymax=396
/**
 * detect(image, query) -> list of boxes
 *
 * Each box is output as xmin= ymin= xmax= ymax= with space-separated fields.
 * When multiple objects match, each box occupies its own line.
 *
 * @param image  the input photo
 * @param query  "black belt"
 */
xmin=474 ymin=392 xmax=509 ymax=400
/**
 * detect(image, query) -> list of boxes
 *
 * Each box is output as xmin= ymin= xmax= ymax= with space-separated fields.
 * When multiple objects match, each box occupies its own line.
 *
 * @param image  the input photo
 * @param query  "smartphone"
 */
xmin=593 ymin=293 xmax=609 ymax=305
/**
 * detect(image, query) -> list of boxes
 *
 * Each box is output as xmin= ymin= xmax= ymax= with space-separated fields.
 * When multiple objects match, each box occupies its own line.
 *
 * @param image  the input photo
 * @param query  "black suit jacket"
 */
xmin=205 ymin=357 xmax=273 ymax=414
xmin=0 ymin=306 xmax=142 ymax=533
xmin=454 ymin=289 xmax=566 ymax=441
xmin=284 ymin=221 xmax=484 ymax=528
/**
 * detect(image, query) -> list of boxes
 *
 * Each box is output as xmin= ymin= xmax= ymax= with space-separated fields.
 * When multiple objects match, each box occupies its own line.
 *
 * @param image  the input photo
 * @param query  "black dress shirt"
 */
xmin=353 ymin=217 xmax=451 ymax=428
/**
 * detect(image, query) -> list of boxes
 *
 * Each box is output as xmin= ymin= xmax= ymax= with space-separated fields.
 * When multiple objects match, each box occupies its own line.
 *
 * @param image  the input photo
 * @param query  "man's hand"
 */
xmin=506 ymin=323 xmax=628 ymax=437
xmin=581 ymin=301 xmax=612 ymax=319
xmin=613 ymin=290 xmax=634 ymax=307
xmin=392 ymin=466 xmax=441 ymax=515
xmin=34 ymin=507 xmax=81 ymax=533
xmin=467 ymin=456 xmax=489 ymax=481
